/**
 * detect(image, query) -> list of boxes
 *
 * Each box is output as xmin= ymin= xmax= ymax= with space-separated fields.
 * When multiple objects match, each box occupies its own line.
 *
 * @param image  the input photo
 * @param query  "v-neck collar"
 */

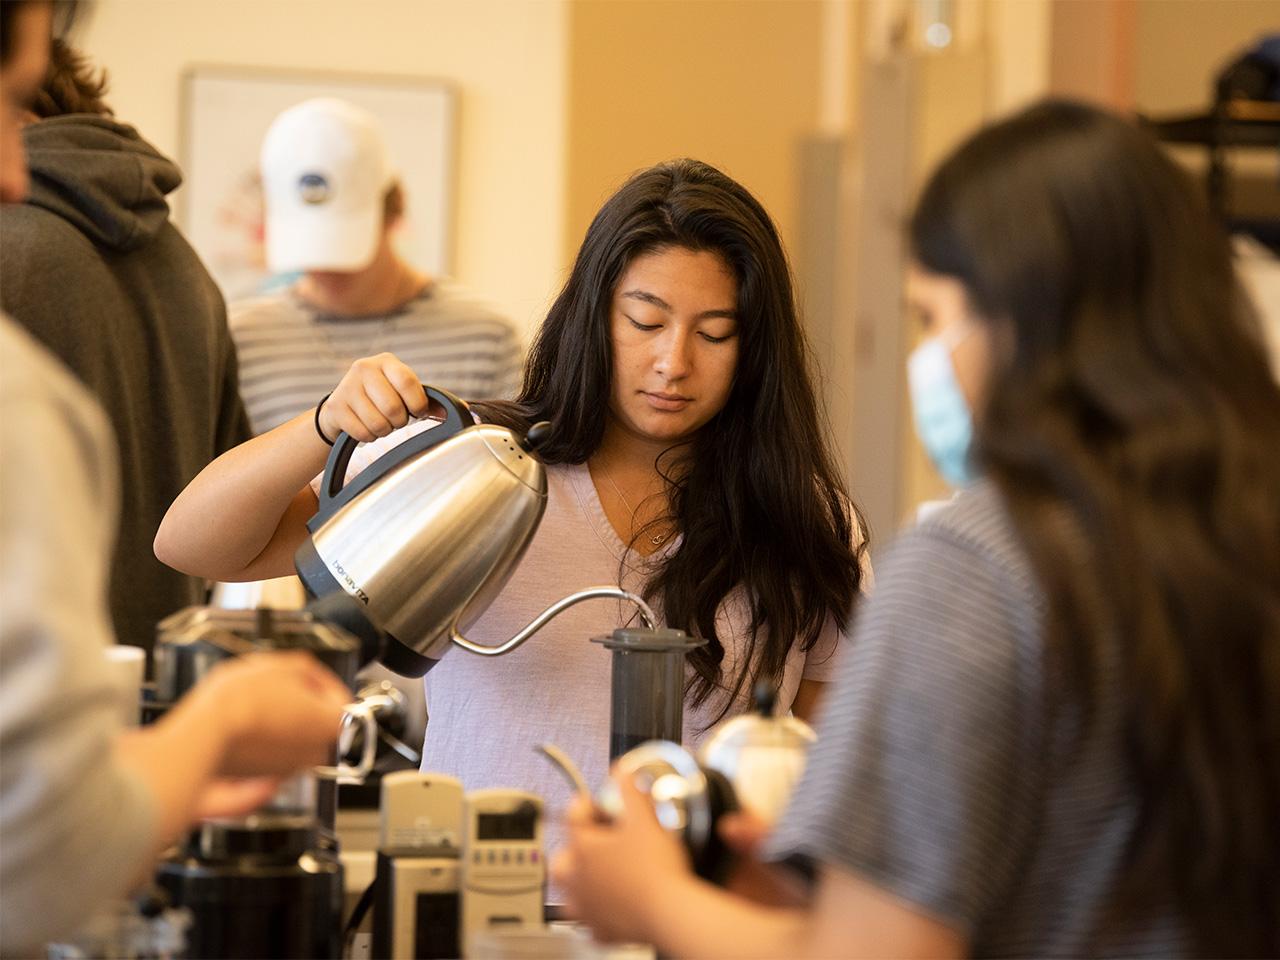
xmin=564 ymin=462 xmax=680 ymax=570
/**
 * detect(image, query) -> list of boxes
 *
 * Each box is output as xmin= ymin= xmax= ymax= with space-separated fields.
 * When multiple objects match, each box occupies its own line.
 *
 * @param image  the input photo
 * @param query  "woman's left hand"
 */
xmin=551 ymin=775 xmax=694 ymax=944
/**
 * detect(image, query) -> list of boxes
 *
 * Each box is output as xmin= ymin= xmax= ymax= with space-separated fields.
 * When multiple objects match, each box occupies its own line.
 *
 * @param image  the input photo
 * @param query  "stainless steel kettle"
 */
xmin=296 ymin=386 xmax=657 ymax=677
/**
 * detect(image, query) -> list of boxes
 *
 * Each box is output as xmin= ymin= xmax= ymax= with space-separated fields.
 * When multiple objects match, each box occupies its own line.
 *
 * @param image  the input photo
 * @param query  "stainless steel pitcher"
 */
xmin=296 ymin=386 xmax=657 ymax=677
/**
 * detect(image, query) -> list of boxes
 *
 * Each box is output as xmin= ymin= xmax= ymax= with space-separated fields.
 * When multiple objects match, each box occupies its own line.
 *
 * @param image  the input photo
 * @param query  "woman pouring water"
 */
xmin=155 ymin=158 xmax=872 ymax=863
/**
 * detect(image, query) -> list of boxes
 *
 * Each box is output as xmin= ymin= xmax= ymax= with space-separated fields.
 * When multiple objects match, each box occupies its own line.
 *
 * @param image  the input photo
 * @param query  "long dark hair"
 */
xmin=474 ymin=159 xmax=865 ymax=719
xmin=911 ymin=100 xmax=1280 ymax=954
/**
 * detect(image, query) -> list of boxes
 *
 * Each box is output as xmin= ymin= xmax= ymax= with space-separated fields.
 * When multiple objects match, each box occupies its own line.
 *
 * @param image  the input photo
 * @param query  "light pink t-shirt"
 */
xmin=313 ymin=420 xmax=866 ymax=864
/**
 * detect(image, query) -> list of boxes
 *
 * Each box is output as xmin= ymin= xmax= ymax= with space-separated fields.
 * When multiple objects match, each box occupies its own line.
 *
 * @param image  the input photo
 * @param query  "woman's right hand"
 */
xmin=155 ymin=351 xmax=439 ymax=583
xmin=317 ymin=353 xmax=432 ymax=444
xmin=186 ymin=650 xmax=352 ymax=777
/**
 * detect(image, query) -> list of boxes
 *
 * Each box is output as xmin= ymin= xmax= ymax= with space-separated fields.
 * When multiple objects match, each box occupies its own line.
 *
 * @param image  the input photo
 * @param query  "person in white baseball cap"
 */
xmin=227 ymin=97 xmax=522 ymax=749
xmin=230 ymin=97 xmax=522 ymax=438
xmin=260 ymin=97 xmax=394 ymax=274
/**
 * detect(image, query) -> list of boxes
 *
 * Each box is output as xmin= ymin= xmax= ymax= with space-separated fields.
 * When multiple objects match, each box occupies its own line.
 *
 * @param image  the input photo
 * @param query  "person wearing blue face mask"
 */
xmin=554 ymin=99 xmax=1280 ymax=958
xmin=905 ymin=269 xmax=988 ymax=490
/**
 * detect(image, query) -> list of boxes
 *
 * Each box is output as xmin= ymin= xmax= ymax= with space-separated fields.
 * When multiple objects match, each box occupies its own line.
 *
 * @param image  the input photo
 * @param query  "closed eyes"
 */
xmin=626 ymin=316 xmax=735 ymax=344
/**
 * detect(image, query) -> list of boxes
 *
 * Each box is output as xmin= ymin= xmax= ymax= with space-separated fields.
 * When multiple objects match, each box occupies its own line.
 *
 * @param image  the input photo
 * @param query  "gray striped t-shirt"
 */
xmin=229 ymin=282 xmax=523 ymax=435
xmin=767 ymin=480 xmax=1191 ymax=957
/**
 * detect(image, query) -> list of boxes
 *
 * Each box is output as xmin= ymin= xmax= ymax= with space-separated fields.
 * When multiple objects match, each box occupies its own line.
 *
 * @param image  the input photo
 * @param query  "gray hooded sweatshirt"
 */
xmin=0 ymin=115 xmax=251 ymax=660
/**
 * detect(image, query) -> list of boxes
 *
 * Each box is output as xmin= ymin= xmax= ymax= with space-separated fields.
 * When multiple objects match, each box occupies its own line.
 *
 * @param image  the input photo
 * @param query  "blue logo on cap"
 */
xmin=298 ymin=173 xmax=331 ymax=205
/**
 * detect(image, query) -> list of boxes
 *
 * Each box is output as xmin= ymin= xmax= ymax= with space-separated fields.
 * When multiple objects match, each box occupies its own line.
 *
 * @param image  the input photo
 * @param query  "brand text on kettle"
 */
xmin=330 ymin=559 xmax=370 ymax=605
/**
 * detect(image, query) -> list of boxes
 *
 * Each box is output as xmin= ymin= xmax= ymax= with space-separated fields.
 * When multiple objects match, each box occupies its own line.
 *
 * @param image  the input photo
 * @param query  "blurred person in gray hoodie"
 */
xmin=0 ymin=7 xmax=352 ymax=954
xmin=0 ymin=39 xmax=252 ymax=663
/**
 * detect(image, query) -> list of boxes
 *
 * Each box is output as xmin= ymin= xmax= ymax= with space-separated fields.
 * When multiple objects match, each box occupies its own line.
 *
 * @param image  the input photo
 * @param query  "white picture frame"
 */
xmin=180 ymin=65 xmax=456 ymax=301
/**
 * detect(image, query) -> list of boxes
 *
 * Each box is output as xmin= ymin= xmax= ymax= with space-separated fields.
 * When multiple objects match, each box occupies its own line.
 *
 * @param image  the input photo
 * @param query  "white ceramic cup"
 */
xmin=103 ymin=645 xmax=146 ymax=727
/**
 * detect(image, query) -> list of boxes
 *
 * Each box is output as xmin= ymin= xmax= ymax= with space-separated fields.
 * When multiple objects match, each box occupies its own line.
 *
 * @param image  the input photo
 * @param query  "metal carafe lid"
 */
xmin=698 ymin=681 xmax=816 ymax=822
xmin=597 ymin=740 xmax=736 ymax=882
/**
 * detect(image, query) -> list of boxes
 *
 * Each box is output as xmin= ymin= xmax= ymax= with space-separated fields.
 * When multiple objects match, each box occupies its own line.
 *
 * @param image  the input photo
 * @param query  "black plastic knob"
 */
xmin=521 ymin=421 xmax=553 ymax=452
xmin=752 ymin=679 xmax=778 ymax=716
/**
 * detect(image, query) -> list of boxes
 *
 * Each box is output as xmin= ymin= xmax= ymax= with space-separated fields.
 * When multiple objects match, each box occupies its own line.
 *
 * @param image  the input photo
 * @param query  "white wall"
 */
xmin=78 ymin=0 xmax=569 ymax=336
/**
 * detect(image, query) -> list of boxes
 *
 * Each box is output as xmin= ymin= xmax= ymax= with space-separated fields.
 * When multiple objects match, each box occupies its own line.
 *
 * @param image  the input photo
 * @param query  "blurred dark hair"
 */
xmin=382 ymin=181 xmax=404 ymax=225
xmin=1 ymin=2 xmax=82 ymax=69
xmin=474 ymin=159 xmax=866 ymax=719
xmin=32 ymin=38 xmax=112 ymax=118
xmin=911 ymin=99 xmax=1280 ymax=955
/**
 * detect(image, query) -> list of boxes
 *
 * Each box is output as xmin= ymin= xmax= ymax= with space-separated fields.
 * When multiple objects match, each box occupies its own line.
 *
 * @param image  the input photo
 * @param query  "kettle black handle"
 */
xmin=315 ymin=384 xmax=471 ymax=518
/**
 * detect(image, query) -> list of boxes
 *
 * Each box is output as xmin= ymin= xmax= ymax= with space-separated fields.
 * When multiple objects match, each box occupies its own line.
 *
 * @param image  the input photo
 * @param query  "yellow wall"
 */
xmin=564 ymin=0 xmax=824 ymax=268
xmin=1049 ymin=0 xmax=1136 ymax=108
xmin=1134 ymin=0 xmax=1278 ymax=113
xmin=77 ymin=0 xmax=570 ymax=334
xmin=984 ymin=0 xmax=1052 ymax=114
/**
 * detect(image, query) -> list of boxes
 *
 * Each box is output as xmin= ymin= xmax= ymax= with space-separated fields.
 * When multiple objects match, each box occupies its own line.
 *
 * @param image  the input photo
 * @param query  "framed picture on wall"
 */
xmin=180 ymin=65 xmax=456 ymax=301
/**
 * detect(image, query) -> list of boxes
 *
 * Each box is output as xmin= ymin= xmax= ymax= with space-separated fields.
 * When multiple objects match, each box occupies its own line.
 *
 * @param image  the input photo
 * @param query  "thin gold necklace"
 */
xmin=600 ymin=463 xmax=669 ymax=548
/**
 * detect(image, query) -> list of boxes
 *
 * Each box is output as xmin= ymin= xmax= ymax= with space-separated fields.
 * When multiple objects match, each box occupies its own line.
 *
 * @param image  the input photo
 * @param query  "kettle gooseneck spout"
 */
xmin=448 ymin=586 xmax=658 ymax=657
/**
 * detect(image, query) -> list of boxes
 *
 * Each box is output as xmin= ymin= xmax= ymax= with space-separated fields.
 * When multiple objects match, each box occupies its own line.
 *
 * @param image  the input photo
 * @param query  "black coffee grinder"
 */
xmin=150 ymin=606 xmax=376 ymax=960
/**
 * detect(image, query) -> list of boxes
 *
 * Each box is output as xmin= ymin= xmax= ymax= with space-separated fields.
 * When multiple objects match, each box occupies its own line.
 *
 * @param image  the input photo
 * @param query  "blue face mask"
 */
xmin=907 ymin=333 xmax=978 ymax=489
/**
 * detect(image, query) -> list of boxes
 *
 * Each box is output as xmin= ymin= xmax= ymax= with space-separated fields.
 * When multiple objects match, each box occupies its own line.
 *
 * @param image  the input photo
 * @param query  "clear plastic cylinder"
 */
xmin=593 ymin=628 xmax=707 ymax=760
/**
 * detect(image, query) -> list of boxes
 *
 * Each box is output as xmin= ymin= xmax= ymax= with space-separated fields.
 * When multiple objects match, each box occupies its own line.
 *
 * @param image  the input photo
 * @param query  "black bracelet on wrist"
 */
xmin=314 ymin=392 xmax=335 ymax=446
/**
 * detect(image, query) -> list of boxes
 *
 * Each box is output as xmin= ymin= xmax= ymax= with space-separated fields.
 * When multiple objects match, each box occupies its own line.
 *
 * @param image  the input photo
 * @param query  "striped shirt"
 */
xmin=766 ymin=480 xmax=1191 ymax=957
xmin=229 ymin=282 xmax=523 ymax=434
